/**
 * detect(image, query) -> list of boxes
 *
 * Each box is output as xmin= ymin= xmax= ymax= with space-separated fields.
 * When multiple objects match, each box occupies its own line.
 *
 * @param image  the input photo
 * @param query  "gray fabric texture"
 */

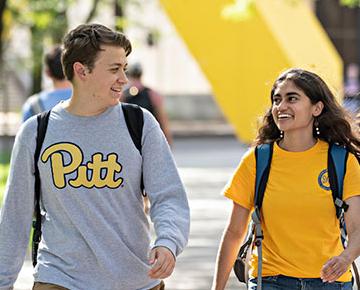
xmin=0 ymin=103 xmax=190 ymax=290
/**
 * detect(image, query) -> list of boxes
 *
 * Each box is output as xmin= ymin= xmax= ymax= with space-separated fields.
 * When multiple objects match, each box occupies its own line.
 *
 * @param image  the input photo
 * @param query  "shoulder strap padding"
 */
xmin=328 ymin=143 xmax=349 ymax=218
xmin=254 ymin=143 xmax=274 ymax=210
xmin=35 ymin=110 xmax=51 ymax=165
xmin=121 ymin=103 xmax=144 ymax=155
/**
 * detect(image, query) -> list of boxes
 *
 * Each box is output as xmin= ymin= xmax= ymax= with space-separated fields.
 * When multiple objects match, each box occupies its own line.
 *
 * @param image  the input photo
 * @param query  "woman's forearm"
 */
xmin=212 ymin=228 xmax=244 ymax=290
xmin=212 ymin=202 xmax=250 ymax=290
xmin=343 ymin=196 xmax=360 ymax=263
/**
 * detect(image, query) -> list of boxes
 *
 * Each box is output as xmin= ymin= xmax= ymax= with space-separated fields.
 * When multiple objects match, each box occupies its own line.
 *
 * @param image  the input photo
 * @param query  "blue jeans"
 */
xmin=248 ymin=275 xmax=352 ymax=290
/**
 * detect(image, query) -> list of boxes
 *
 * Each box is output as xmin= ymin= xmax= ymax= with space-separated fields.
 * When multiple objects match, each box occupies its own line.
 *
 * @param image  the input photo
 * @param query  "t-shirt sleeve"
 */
xmin=343 ymin=153 xmax=360 ymax=201
xmin=223 ymin=147 xmax=256 ymax=210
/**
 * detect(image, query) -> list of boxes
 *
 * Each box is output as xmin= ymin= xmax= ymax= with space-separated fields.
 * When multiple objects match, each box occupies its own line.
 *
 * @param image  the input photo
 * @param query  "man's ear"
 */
xmin=313 ymin=101 xmax=324 ymax=117
xmin=73 ymin=62 xmax=87 ymax=80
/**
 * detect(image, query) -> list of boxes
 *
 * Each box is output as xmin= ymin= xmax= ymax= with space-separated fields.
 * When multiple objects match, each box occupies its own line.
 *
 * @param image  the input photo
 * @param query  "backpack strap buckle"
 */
xmin=252 ymin=207 xmax=264 ymax=242
xmin=335 ymin=197 xmax=349 ymax=212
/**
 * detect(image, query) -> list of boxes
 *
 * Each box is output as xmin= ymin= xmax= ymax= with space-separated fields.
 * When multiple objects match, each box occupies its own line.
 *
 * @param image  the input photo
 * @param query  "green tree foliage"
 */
xmin=340 ymin=0 xmax=360 ymax=7
xmin=7 ymin=0 xmax=102 ymax=95
xmin=9 ymin=0 xmax=71 ymax=94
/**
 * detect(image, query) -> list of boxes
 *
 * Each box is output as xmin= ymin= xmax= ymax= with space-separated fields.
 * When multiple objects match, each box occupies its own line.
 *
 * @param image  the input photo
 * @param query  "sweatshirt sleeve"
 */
xmin=0 ymin=124 xmax=36 ymax=289
xmin=141 ymin=113 xmax=190 ymax=257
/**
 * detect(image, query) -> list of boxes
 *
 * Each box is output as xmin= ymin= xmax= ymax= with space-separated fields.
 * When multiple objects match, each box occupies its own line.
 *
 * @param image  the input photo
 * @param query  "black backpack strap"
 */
xmin=32 ymin=110 xmax=51 ymax=267
xmin=121 ymin=103 xmax=145 ymax=195
xmin=121 ymin=103 xmax=143 ymax=154
xmin=328 ymin=143 xmax=349 ymax=219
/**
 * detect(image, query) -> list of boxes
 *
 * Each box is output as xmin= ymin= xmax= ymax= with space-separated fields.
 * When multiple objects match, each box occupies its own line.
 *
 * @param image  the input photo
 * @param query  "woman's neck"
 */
xmin=278 ymin=133 xmax=317 ymax=152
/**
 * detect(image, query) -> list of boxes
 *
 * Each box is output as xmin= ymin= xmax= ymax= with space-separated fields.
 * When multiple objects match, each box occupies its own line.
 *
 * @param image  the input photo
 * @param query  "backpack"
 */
xmin=122 ymin=86 xmax=159 ymax=122
xmin=32 ymin=103 xmax=144 ymax=267
xmin=28 ymin=93 xmax=44 ymax=116
xmin=233 ymin=142 xmax=360 ymax=289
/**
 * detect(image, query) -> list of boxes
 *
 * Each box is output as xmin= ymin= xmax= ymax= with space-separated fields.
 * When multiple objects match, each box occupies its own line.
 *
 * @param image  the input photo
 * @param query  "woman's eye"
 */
xmin=273 ymin=98 xmax=281 ymax=104
xmin=289 ymin=96 xmax=297 ymax=102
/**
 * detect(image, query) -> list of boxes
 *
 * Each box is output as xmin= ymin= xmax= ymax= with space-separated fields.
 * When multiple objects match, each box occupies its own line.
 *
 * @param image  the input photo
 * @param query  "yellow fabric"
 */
xmin=224 ymin=140 xmax=360 ymax=281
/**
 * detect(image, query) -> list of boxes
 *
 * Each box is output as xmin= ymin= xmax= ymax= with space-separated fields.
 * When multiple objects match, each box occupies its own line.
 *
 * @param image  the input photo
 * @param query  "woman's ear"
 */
xmin=313 ymin=101 xmax=324 ymax=117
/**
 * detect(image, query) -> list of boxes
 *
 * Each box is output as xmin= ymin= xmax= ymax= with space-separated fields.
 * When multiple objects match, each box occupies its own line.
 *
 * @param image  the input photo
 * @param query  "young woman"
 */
xmin=212 ymin=68 xmax=360 ymax=290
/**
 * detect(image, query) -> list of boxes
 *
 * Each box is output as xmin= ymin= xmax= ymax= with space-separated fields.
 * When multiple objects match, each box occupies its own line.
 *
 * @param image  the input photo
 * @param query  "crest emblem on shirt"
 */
xmin=318 ymin=169 xmax=330 ymax=191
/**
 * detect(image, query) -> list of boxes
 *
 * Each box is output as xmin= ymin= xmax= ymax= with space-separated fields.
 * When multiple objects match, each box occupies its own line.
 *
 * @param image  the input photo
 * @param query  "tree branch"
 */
xmin=85 ymin=0 xmax=100 ymax=23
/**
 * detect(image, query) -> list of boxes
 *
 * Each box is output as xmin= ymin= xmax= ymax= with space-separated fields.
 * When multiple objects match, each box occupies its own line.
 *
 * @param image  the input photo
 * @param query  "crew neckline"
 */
xmin=274 ymin=139 xmax=326 ymax=156
xmin=55 ymin=102 xmax=118 ymax=121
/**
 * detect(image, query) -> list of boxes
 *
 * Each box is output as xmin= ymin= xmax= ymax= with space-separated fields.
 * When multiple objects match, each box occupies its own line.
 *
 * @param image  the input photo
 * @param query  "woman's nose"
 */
xmin=277 ymin=99 xmax=287 ymax=110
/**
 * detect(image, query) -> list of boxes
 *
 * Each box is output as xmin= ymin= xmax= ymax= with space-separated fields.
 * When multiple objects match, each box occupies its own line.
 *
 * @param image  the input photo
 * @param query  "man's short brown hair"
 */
xmin=61 ymin=23 xmax=132 ymax=81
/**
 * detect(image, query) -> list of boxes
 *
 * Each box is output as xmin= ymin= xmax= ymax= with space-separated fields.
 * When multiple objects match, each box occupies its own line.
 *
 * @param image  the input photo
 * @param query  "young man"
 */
xmin=0 ymin=23 xmax=190 ymax=290
xmin=22 ymin=46 xmax=72 ymax=122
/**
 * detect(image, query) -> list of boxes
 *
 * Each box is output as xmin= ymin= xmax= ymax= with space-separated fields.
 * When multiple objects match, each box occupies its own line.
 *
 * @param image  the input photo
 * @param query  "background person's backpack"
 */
xmin=233 ymin=143 xmax=360 ymax=289
xmin=122 ymin=86 xmax=159 ymax=122
xmin=28 ymin=93 xmax=44 ymax=116
xmin=32 ymin=103 xmax=144 ymax=267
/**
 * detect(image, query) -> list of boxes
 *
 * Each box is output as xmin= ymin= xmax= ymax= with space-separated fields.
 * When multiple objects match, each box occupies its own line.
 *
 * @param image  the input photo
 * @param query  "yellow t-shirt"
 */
xmin=224 ymin=140 xmax=360 ymax=281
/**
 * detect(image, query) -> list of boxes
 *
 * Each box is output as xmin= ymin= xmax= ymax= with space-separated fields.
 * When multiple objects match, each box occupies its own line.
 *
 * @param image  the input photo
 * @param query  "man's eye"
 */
xmin=111 ymin=68 xmax=119 ymax=72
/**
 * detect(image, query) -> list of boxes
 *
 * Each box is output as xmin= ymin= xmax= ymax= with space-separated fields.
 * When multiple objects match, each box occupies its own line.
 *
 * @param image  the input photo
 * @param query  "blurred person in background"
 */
xmin=22 ymin=46 xmax=72 ymax=122
xmin=121 ymin=62 xmax=173 ymax=145
xmin=343 ymin=63 xmax=360 ymax=116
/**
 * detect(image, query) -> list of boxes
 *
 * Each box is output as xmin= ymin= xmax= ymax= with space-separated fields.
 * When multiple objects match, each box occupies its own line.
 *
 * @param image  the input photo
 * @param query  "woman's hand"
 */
xmin=320 ymin=254 xmax=352 ymax=282
xmin=321 ymin=195 xmax=360 ymax=283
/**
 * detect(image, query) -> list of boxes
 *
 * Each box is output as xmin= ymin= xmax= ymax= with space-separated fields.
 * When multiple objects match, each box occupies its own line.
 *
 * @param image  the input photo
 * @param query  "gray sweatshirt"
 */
xmin=0 ymin=103 xmax=190 ymax=290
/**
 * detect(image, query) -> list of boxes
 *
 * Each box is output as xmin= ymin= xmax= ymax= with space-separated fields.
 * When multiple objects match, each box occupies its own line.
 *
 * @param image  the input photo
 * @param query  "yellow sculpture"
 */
xmin=159 ymin=0 xmax=342 ymax=142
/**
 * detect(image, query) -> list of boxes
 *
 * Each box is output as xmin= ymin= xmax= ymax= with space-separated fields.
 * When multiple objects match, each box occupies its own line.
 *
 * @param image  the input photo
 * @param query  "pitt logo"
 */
xmin=318 ymin=169 xmax=330 ymax=191
xmin=41 ymin=142 xmax=123 ymax=189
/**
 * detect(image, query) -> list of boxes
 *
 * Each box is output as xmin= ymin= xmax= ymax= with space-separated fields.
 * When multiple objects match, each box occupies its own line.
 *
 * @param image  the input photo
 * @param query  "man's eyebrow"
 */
xmin=108 ymin=63 xmax=125 ymax=67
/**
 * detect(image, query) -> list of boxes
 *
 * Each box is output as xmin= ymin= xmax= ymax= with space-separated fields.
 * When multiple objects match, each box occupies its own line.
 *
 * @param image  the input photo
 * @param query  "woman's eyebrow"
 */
xmin=285 ymin=92 xmax=300 ymax=96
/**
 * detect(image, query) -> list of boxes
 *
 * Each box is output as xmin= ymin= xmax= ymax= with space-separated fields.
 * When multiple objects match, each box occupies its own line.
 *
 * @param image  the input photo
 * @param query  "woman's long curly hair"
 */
xmin=255 ymin=68 xmax=360 ymax=157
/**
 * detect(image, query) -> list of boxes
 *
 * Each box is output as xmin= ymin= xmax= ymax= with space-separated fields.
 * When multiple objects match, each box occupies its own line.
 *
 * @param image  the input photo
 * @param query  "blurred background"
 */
xmin=1 ymin=0 xmax=360 ymax=289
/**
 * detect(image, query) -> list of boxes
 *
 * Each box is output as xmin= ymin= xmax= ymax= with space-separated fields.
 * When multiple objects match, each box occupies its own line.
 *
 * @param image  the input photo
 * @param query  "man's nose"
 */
xmin=118 ymin=71 xmax=128 ymax=84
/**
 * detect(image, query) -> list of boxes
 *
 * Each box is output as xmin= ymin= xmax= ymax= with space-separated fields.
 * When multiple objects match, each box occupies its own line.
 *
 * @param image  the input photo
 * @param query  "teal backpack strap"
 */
xmin=253 ymin=143 xmax=274 ymax=289
xmin=255 ymin=143 xmax=274 ymax=209
xmin=233 ymin=143 xmax=273 ymax=287
xmin=328 ymin=143 xmax=349 ymax=219
xmin=327 ymin=144 xmax=360 ymax=287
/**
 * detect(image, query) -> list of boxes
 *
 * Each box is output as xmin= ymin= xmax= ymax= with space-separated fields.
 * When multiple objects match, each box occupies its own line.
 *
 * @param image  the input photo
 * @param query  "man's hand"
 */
xmin=148 ymin=246 xmax=176 ymax=279
xmin=320 ymin=255 xmax=351 ymax=283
